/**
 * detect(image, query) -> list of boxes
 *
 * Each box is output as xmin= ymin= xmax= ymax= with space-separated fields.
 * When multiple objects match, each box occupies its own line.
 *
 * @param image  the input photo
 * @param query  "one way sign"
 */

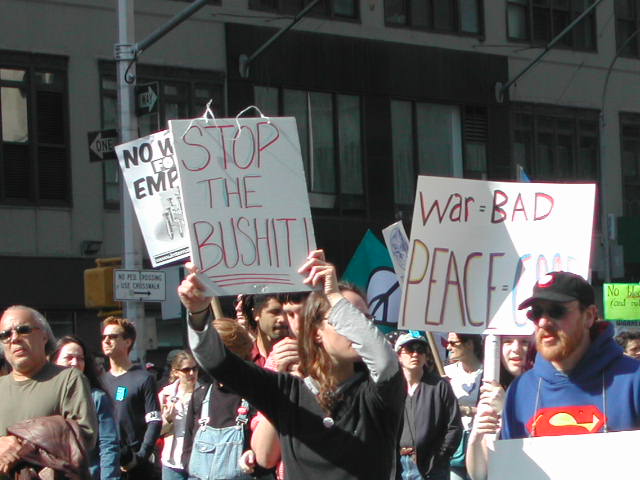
xmin=87 ymin=129 xmax=118 ymax=162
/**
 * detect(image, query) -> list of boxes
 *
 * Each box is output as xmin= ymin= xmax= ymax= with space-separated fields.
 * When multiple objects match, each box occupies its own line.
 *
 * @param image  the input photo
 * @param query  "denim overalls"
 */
xmin=188 ymin=384 xmax=253 ymax=480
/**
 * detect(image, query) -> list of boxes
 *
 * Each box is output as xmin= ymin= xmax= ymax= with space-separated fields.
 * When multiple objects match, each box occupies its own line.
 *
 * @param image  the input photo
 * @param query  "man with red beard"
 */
xmin=501 ymin=271 xmax=640 ymax=439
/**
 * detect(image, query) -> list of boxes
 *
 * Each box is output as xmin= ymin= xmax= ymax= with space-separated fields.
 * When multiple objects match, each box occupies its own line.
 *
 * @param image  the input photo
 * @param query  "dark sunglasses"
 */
xmin=0 ymin=324 xmax=40 ymax=343
xmin=403 ymin=343 xmax=427 ymax=354
xmin=178 ymin=366 xmax=197 ymax=374
xmin=101 ymin=333 xmax=123 ymax=342
xmin=526 ymin=304 xmax=568 ymax=323
xmin=446 ymin=340 xmax=462 ymax=347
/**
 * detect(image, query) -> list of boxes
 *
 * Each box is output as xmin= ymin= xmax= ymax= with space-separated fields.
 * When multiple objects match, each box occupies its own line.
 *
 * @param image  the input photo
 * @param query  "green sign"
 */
xmin=603 ymin=283 xmax=640 ymax=323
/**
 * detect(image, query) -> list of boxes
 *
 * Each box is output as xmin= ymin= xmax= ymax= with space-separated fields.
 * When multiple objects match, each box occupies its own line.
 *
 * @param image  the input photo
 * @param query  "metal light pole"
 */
xmin=115 ymin=0 xmax=146 ymax=362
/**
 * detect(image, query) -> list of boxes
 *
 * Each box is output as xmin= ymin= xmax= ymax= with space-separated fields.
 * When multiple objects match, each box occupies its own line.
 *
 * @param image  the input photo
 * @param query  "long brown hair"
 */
xmin=297 ymin=291 xmax=340 ymax=414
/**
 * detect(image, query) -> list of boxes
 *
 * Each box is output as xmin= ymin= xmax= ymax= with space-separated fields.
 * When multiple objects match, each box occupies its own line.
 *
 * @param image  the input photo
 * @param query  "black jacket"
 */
xmin=398 ymin=368 xmax=463 ymax=477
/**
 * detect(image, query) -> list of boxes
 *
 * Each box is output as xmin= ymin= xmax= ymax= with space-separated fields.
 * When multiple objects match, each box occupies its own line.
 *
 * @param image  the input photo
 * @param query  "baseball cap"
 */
xmin=394 ymin=332 xmax=428 ymax=352
xmin=517 ymin=271 xmax=595 ymax=310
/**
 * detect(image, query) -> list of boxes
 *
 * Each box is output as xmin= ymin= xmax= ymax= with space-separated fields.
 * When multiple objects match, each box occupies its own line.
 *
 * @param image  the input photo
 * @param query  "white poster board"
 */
xmin=382 ymin=221 xmax=410 ymax=289
xmin=170 ymin=116 xmax=316 ymax=296
xmin=115 ymin=130 xmax=189 ymax=267
xmin=399 ymin=176 xmax=595 ymax=334
xmin=490 ymin=430 xmax=640 ymax=479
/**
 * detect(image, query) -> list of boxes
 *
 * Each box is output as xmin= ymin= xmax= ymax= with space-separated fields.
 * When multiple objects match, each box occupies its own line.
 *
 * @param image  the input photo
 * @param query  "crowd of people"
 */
xmin=1 ymin=252 xmax=640 ymax=479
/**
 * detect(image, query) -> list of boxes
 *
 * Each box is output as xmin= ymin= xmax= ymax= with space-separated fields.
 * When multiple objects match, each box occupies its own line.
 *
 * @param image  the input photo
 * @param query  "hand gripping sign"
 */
xmin=169 ymin=116 xmax=316 ymax=296
xmin=399 ymin=176 xmax=596 ymax=335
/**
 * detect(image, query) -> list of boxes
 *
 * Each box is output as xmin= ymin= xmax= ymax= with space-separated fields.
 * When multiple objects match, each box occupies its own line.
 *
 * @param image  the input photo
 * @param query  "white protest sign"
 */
xmin=170 ymin=116 xmax=316 ymax=296
xmin=115 ymin=130 xmax=189 ymax=267
xmin=382 ymin=221 xmax=410 ymax=289
xmin=399 ymin=176 xmax=595 ymax=334
xmin=489 ymin=430 xmax=640 ymax=479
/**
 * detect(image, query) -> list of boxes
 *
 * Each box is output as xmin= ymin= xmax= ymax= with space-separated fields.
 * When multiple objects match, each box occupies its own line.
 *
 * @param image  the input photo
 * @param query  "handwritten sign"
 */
xmin=399 ymin=176 xmax=595 ymax=334
xmin=169 ymin=117 xmax=316 ymax=296
xmin=489 ymin=430 xmax=640 ymax=479
xmin=115 ymin=130 xmax=189 ymax=267
xmin=603 ymin=283 xmax=640 ymax=325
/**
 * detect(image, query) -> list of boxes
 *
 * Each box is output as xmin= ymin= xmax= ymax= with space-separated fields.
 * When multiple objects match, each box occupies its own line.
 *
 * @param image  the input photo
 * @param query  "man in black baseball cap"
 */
xmin=500 ymin=271 xmax=640 ymax=440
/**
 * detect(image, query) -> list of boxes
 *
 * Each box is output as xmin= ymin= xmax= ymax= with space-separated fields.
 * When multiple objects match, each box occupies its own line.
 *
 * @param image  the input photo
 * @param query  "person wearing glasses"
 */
xmin=395 ymin=333 xmax=462 ymax=480
xmin=158 ymin=351 xmax=197 ymax=480
xmin=501 ymin=271 xmax=640 ymax=439
xmin=0 ymin=306 xmax=97 ymax=476
xmin=100 ymin=316 xmax=162 ymax=479
xmin=443 ymin=332 xmax=482 ymax=480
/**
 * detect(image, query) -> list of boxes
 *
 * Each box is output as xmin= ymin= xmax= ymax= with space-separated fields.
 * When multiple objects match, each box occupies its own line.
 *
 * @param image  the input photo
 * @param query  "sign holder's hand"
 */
xmin=178 ymin=262 xmax=213 ymax=329
xmin=298 ymin=249 xmax=341 ymax=305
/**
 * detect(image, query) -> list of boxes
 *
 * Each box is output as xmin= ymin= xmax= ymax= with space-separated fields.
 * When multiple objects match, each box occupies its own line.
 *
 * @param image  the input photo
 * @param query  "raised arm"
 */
xmin=298 ymin=250 xmax=398 ymax=383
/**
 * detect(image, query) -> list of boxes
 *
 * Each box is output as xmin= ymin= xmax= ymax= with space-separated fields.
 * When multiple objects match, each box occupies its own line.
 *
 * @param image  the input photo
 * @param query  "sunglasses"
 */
xmin=403 ymin=343 xmax=427 ymax=354
xmin=447 ymin=340 xmax=463 ymax=347
xmin=0 ymin=324 xmax=40 ymax=343
xmin=178 ymin=366 xmax=197 ymax=374
xmin=526 ymin=304 xmax=569 ymax=323
xmin=101 ymin=333 xmax=123 ymax=342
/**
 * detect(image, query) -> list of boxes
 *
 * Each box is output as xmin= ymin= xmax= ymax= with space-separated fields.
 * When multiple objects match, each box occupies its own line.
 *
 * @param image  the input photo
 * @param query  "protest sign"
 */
xmin=170 ymin=116 xmax=316 ymax=296
xmin=115 ymin=130 xmax=189 ymax=267
xmin=603 ymin=283 xmax=640 ymax=326
xmin=399 ymin=176 xmax=595 ymax=334
xmin=382 ymin=221 xmax=410 ymax=289
xmin=489 ymin=430 xmax=640 ymax=479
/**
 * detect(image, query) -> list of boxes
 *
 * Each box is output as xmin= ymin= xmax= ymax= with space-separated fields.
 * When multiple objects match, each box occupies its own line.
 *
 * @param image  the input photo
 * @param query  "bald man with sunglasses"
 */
xmin=500 ymin=272 xmax=640 ymax=440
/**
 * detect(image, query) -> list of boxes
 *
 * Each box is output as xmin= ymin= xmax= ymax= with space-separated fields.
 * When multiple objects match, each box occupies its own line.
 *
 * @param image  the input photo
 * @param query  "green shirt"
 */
xmin=0 ymin=362 xmax=97 ymax=449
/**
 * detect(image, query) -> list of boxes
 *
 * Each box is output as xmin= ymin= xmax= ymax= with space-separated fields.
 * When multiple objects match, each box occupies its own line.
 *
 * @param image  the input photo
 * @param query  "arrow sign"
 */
xmin=87 ymin=129 xmax=118 ymax=162
xmin=135 ymin=82 xmax=159 ymax=116
xmin=114 ymin=269 xmax=166 ymax=302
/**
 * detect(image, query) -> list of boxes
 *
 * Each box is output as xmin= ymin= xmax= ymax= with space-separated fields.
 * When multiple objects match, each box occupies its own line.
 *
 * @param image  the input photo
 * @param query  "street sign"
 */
xmin=135 ymin=82 xmax=159 ymax=116
xmin=88 ymin=129 xmax=118 ymax=162
xmin=114 ymin=269 xmax=166 ymax=302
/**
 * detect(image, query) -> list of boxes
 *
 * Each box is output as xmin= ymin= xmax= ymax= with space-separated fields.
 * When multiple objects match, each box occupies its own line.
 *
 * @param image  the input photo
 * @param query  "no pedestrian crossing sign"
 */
xmin=114 ymin=269 xmax=166 ymax=302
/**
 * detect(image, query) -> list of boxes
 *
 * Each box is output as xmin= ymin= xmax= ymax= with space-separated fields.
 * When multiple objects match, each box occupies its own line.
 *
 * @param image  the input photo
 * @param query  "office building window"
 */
xmin=511 ymin=104 xmax=599 ymax=182
xmin=385 ymin=0 xmax=483 ymax=35
xmin=391 ymin=101 xmax=486 ymax=207
xmin=249 ymin=0 xmax=358 ymax=19
xmin=99 ymin=62 xmax=224 ymax=209
xmin=507 ymin=0 xmax=596 ymax=50
xmin=254 ymin=85 xmax=364 ymax=211
xmin=615 ymin=0 xmax=640 ymax=57
xmin=621 ymin=113 xmax=640 ymax=216
xmin=0 ymin=52 xmax=70 ymax=205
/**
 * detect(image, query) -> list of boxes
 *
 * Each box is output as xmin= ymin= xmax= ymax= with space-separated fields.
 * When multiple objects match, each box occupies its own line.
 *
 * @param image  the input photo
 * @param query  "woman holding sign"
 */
xmin=178 ymin=250 xmax=405 ymax=480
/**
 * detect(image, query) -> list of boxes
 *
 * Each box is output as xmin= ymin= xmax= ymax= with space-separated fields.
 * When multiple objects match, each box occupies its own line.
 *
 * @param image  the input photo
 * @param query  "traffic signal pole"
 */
xmin=115 ymin=0 xmax=145 ymax=362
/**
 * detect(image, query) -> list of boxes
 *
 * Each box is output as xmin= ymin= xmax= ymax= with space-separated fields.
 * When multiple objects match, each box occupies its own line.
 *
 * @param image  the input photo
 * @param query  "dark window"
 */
xmin=390 ymin=100 xmax=487 ymax=208
xmin=0 ymin=52 xmax=70 ymax=205
xmin=511 ymin=104 xmax=599 ymax=182
xmin=615 ymin=0 xmax=640 ymax=57
xmin=621 ymin=113 xmax=640 ymax=216
xmin=249 ymin=0 xmax=358 ymax=19
xmin=254 ymin=85 xmax=364 ymax=212
xmin=99 ymin=62 xmax=224 ymax=209
xmin=385 ymin=0 xmax=483 ymax=35
xmin=507 ymin=0 xmax=596 ymax=50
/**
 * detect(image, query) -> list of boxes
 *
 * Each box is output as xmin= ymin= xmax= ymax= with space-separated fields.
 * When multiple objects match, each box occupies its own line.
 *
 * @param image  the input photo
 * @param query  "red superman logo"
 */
xmin=527 ymin=405 xmax=606 ymax=437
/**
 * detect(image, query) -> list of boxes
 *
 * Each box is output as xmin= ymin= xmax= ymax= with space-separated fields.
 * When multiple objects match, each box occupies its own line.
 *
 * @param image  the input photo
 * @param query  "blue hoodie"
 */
xmin=502 ymin=322 xmax=640 ymax=439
